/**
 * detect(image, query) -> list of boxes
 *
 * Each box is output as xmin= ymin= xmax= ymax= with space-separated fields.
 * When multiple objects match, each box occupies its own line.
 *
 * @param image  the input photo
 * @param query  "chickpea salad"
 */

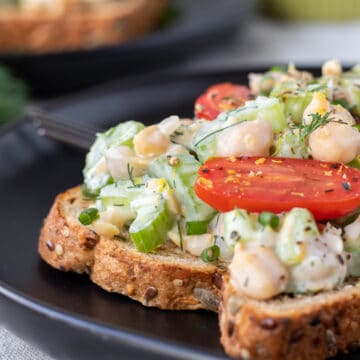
xmin=80 ymin=60 xmax=360 ymax=300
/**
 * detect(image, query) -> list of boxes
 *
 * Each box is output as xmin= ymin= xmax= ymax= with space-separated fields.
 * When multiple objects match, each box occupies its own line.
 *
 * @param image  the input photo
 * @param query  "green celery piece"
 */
xmin=83 ymin=121 xmax=144 ymax=195
xmin=130 ymin=199 xmax=173 ymax=253
xmin=96 ymin=179 xmax=144 ymax=213
xmin=273 ymin=128 xmax=309 ymax=158
xmin=349 ymin=85 xmax=360 ymax=116
xmin=280 ymin=92 xmax=313 ymax=124
xmin=102 ymin=121 xmax=144 ymax=148
xmin=223 ymin=209 xmax=257 ymax=248
xmin=148 ymin=153 xmax=215 ymax=222
xmin=276 ymin=208 xmax=319 ymax=266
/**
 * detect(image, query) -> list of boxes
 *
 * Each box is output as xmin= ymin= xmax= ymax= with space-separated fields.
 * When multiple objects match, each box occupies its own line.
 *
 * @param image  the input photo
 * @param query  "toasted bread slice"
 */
xmin=0 ymin=0 xmax=167 ymax=53
xmin=219 ymin=273 xmax=360 ymax=360
xmin=39 ymin=186 xmax=225 ymax=311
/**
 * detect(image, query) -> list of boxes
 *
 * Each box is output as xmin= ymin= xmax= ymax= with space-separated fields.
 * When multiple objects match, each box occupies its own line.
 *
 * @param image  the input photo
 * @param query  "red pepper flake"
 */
xmin=330 ymin=163 xmax=340 ymax=169
xmin=352 ymin=177 xmax=359 ymax=182
xmin=201 ymin=168 xmax=210 ymax=173
xmin=324 ymin=189 xmax=334 ymax=193
xmin=342 ymin=182 xmax=352 ymax=191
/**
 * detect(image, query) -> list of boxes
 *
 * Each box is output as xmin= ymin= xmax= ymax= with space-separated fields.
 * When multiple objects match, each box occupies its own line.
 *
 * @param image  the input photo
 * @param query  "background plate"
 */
xmin=0 ymin=67 xmax=356 ymax=360
xmin=0 ymin=0 xmax=250 ymax=97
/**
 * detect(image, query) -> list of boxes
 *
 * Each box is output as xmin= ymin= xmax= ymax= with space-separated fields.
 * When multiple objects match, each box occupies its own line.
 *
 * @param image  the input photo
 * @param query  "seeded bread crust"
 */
xmin=0 ymin=0 xmax=167 ymax=53
xmin=39 ymin=186 xmax=225 ymax=311
xmin=219 ymin=273 xmax=360 ymax=360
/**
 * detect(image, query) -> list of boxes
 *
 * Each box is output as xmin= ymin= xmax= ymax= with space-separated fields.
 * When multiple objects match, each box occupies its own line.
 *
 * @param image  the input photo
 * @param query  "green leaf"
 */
xmin=0 ymin=66 xmax=27 ymax=124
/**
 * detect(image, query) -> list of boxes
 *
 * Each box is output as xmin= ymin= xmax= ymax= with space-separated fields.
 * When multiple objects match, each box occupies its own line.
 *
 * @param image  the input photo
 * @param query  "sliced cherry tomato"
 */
xmin=195 ymin=157 xmax=360 ymax=220
xmin=194 ymin=83 xmax=251 ymax=120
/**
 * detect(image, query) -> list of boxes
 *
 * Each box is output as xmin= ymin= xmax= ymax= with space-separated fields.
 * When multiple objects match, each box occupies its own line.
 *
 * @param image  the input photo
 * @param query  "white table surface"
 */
xmin=2 ymin=15 xmax=360 ymax=360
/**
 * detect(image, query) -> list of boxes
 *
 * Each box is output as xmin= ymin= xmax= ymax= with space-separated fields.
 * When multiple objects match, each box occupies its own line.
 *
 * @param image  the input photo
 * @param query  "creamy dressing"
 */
xmin=82 ymin=60 xmax=360 ymax=300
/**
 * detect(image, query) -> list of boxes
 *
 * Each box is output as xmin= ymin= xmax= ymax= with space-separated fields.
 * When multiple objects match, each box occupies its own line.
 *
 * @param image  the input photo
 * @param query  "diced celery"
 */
xmin=130 ymin=195 xmax=173 ymax=252
xmin=148 ymin=153 xmax=215 ymax=222
xmin=273 ymin=128 xmax=309 ymax=158
xmin=223 ymin=209 xmax=257 ymax=248
xmin=280 ymin=92 xmax=313 ymax=124
xmin=83 ymin=121 xmax=144 ymax=195
xmin=276 ymin=208 xmax=319 ymax=266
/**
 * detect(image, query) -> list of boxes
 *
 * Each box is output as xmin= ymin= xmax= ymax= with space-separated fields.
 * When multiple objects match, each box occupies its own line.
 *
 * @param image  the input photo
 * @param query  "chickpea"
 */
xmin=309 ymin=122 xmax=360 ymax=163
xmin=133 ymin=125 xmax=170 ymax=157
xmin=216 ymin=119 xmax=273 ymax=157
xmin=303 ymin=92 xmax=331 ymax=125
xmin=332 ymin=104 xmax=355 ymax=125
xmin=229 ymin=244 xmax=289 ymax=300
xmin=322 ymin=59 xmax=342 ymax=77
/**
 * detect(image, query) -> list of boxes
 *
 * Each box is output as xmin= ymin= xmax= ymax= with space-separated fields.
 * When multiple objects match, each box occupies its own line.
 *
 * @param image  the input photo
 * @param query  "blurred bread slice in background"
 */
xmin=0 ymin=0 xmax=168 ymax=53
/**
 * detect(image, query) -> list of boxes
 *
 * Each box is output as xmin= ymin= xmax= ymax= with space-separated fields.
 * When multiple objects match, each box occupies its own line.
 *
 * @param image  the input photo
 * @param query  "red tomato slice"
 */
xmin=194 ymin=83 xmax=251 ymax=120
xmin=195 ymin=157 xmax=360 ymax=220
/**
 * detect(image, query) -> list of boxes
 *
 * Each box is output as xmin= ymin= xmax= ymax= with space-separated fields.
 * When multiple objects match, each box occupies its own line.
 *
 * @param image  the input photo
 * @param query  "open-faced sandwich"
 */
xmin=39 ymin=60 xmax=360 ymax=359
xmin=0 ymin=0 xmax=168 ymax=53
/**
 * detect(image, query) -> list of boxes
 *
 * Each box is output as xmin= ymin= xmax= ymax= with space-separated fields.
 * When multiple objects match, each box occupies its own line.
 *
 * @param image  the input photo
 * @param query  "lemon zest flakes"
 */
xmin=291 ymin=192 xmax=305 ymax=197
xmin=198 ymin=177 xmax=213 ymax=189
xmin=255 ymin=157 xmax=266 ymax=165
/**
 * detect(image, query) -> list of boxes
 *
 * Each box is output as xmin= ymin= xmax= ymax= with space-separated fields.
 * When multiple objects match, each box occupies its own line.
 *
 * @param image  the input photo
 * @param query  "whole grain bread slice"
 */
xmin=0 ymin=0 xmax=167 ymax=53
xmin=39 ymin=186 xmax=225 ymax=311
xmin=219 ymin=273 xmax=360 ymax=360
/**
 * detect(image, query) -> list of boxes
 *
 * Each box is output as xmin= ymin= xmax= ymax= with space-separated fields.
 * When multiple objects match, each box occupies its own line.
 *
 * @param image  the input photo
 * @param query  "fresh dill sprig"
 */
xmin=127 ymin=163 xmax=144 ymax=188
xmin=194 ymin=120 xmax=247 ymax=147
xmin=298 ymin=112 xmax=341 ymax=142
xmin=177 ymin=221 xmax=183 ymax=251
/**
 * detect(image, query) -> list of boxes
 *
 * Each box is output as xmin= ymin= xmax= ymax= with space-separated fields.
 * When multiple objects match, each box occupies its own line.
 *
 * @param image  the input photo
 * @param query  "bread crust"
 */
xmin=220 ymin=274 xmax=360 ymax=360
xmin=39 ymin=186 xmax=225 ymax=311
xmin=0 ymin=0 xmax=167 ymax=53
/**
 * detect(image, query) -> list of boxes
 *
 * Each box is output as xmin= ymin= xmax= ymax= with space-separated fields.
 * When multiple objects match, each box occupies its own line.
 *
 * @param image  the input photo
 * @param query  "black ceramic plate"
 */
xmin=0 ymin=0 xmax=250 ymax=96
xmin=0 ymin=68 xmax=357 ymax=360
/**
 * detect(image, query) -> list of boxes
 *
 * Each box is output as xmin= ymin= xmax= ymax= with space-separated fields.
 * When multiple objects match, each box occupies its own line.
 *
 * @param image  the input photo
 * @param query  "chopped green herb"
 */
xmin=194 ymin=120 xmax=247 ymax=146
xmin=201 ymin=245 xmax=220 ymax=263
xmin=177 ymin=221 xmax=183 ymax=251
xmin=127 ymin=163 xmax=144 ymax=188
xmin=78 ymin=208 xmax=99 ymax=225
xmin=185 ymin=220 xmax=208 ymax=235
xmin=297 ymin=112 xmax=342 ymax=142
xmin=258 ymin=211 xmax=280 ymax=230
